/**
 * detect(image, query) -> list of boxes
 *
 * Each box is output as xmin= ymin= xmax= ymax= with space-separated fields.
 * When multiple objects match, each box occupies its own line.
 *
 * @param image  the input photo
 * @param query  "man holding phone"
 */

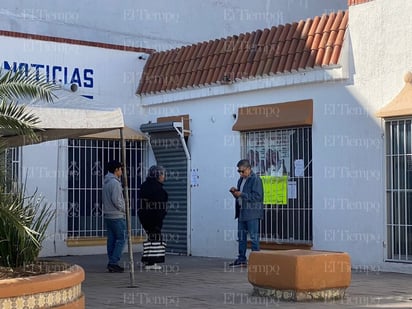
xmin=229 ymin=159 xmax=264 ymax=267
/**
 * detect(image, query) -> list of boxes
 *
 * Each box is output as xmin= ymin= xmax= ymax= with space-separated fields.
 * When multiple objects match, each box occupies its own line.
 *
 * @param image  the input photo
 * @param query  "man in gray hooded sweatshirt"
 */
xmin=102 ymin=160 xmax=126 ymax=273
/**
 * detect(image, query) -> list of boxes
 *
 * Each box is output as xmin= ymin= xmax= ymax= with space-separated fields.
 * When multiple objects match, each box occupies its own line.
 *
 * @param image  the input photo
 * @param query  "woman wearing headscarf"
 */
xmin=138 ymin=165 xmax=168 ymax=270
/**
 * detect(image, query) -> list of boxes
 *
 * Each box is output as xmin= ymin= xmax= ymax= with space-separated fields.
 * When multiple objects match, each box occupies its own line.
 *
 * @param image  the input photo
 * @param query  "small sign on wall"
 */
xmin=191 ymin=168 xmax=199 ymax=187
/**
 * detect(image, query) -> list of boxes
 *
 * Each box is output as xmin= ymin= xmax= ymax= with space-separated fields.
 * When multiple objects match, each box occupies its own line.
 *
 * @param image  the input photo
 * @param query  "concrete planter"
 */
xmin=0 ymin=263 xmax=85 ymax=308
xmin=248 ymin=250 xmax=351 ymax=302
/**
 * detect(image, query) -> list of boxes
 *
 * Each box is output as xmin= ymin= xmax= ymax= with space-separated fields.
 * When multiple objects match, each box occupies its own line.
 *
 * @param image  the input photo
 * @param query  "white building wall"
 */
xmin=139 ymin=0 xmax=412 ymax=274
xmin=0 ymin=0 xmax=347 ymax=50
xmin=0 ymin=36 xmax=149 ymax=256
xmin=312 ymin=83 xmax=385 ymax=270
xmin=339 ymin=0 xmax=412 ymax=273
xmin=140 ymin=78 xmax=358 ymax=260
xmin=0 ymin=0 xmax=349 ymax=257
xmin=22 ymin=141 xmax=60 ymax=257
xmin=5 ymin=0 xmax=412 ymax=274
xmin=145 ymin=82 xmax=385 ymax=268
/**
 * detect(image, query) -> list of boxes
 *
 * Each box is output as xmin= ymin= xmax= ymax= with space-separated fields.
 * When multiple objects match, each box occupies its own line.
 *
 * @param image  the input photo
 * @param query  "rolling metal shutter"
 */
xmin=140 ymin=122 xmax=190 ymax=255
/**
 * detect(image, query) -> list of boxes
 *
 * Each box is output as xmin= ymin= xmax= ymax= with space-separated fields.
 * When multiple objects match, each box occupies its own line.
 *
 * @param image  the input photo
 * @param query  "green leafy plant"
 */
xmin=0 ymin=183 xmax=55 ymax=268
xmin=0 ymin=69 xmax=58 ymax=268
xmin=0 ymin=68 xmax=56 ymax=141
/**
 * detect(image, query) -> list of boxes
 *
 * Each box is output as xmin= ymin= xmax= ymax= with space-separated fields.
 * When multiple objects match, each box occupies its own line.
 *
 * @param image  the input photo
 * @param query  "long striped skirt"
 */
xmin=141 ymin=241 xmax=166 ymax=265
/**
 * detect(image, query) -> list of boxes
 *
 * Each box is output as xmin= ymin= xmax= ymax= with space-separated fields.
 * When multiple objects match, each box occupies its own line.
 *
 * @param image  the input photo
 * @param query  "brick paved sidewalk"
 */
xmin=59 ymin=253 xmax=412 ymax=309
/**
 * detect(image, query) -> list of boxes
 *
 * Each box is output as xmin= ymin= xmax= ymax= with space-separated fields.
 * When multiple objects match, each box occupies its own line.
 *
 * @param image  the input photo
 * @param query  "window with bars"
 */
xmin=241 ymin=127 xmax=312 ymax=244
xmin=67 ymin=138 xmax=145 ymax=238
xmin=385 ymin=119 xmax=412 ymax=262
xmin=2 ymin=147 xmax=20 ymax=193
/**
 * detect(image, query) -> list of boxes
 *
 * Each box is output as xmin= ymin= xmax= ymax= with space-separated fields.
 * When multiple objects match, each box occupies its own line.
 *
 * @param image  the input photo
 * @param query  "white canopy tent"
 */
xmin=2 ymin=106 xmax=125 ymax=146
xmin=0 ymin=90 xmax=144 ymax=146
xmin=0 ymin=89 xmax=142 ymax=287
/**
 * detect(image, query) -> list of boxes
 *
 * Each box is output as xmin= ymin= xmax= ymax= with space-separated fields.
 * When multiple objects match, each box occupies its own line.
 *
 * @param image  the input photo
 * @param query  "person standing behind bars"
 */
xmin=138 ymin=165 xmax=168 ymax=270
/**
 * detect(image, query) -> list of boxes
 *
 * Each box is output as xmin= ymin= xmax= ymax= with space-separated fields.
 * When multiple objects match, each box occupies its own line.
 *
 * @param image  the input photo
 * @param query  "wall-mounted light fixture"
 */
xmin=59 ymin=83 xmax=78 ymax=92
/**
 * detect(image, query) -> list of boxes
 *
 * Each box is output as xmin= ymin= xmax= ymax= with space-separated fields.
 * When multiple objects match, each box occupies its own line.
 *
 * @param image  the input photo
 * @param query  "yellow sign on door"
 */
xmin=260 ymin=176 xmax=288 ymax=205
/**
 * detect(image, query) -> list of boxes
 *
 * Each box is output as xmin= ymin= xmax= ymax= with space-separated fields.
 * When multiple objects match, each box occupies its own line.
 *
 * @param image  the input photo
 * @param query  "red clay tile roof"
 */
xmin=348 ymin=0 xmax=371 ymax=6
xmin=137 ymin=10 xmax=348 ymax=95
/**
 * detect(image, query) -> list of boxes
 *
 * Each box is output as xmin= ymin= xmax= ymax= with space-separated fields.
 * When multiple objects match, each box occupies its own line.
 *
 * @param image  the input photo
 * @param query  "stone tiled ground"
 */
xmin=59 ymin=254 xmax=412 ymax=309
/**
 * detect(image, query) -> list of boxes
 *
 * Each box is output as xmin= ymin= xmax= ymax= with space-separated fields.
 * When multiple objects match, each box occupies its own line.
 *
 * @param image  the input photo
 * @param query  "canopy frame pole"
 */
xmin=120 ymin=127 xmax=136 ymax=287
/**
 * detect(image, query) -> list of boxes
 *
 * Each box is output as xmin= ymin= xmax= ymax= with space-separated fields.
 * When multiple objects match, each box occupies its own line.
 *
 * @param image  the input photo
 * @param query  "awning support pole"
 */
xmin=120 ymin=127 xmax=136 ymax=287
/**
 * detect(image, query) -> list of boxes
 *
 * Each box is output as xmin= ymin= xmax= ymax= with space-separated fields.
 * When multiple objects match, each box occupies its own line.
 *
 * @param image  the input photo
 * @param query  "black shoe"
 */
xmin=107 ymin=264 xmax=124 ymax=273
xmin=228 ymin=259 xmax=247 ymax=267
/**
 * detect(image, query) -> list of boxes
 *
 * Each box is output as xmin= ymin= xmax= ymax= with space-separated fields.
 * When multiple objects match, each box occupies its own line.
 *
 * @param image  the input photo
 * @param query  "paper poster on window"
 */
xmin=260 ymin=175 xmax=288 ymax=205
xmin=245 ymin=131 xmax=295 ymax=177
xmin=294 ymin=159 xmax=305 ymax=177
xmin=288 ymin=181 xmax=297 ymax=199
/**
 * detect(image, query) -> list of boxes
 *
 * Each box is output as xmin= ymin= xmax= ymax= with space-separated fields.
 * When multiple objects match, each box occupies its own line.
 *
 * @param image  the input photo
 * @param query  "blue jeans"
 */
xmin=105 ymin=218 xmax=127 ymax=265
xmin=238 ymin=219 xmax=260 ymax=262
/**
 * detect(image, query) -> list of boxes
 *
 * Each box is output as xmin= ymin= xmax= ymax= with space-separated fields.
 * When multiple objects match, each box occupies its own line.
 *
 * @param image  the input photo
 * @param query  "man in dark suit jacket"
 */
xmin=229 ymin=159 xmax=264 ymax=267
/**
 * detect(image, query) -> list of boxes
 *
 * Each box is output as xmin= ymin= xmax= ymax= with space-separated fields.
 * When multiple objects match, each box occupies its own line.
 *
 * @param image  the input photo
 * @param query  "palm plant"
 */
xmin=0 ymin=68 xmax=56 ymax=140
xmin=0 ymin=69 xmax=58 ymax=268
xmin=0 ymin=185 xmax=54 ymax=268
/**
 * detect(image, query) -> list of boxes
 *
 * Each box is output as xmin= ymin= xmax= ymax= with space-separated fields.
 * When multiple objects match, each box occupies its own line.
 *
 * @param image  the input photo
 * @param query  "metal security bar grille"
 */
xmin=3 ymin=147 xmax=20 ymax=193
xmin=140 ymin=121 xmax=190 ymax=255
xmin=67 ymin=138 xmax=145 ymax=238
xmin=385 ymin=119 xmax=412 ymax=262
xmin=241 ymin=127 xmax=312 ymax=244
xmin=146 ymin=131 xmax=189 ymax=254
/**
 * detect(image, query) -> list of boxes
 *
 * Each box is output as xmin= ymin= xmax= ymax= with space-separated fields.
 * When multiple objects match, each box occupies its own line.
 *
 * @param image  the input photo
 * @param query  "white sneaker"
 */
xmin=144 ymin=264 xmax=162 ymax=270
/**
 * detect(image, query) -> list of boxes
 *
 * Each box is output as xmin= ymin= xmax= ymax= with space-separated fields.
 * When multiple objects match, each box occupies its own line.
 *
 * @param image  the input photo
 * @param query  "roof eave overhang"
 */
xmin=139 ymin=66 xmax=348 ymax=106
